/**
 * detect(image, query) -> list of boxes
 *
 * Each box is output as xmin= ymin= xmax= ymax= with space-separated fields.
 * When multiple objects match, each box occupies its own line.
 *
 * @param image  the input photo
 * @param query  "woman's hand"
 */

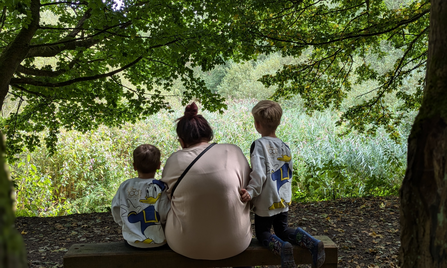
xmin=240 ymin=189 xmax=251 ymax=203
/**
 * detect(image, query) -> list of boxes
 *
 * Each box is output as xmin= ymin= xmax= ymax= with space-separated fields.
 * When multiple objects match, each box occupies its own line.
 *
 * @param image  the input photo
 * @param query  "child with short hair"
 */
xmin=240 ymin=100 xmax=325 ymax=268
xmin=112 ymin=144 xmax=170 ymax=248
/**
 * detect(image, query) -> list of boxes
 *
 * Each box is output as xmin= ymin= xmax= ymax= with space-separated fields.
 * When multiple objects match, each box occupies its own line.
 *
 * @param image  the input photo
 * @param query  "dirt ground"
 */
xmin=15 ymin=196 xmax=400 ymax=268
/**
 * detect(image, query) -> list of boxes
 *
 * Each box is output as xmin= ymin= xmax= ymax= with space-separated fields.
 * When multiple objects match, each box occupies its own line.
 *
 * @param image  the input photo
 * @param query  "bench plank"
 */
xmin=64 ymin=236 xmax=337 ymax=268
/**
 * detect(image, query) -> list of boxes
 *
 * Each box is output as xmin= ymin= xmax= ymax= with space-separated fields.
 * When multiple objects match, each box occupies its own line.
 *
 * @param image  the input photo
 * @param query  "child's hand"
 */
xmin=240 ymin=188 xmax=251 ymax=203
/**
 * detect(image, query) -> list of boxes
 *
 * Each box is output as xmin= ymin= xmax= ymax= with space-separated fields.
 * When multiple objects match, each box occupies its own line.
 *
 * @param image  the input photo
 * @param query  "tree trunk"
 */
xmin=0 ymin=132 xmax=27 ymax=267
xmin=399 ymin=0 xmax=447 ymax=266
xmin=0 ymin=0 xmax=40 ymax=109
xmin=0 ymin=1 xmax=41 ymax=266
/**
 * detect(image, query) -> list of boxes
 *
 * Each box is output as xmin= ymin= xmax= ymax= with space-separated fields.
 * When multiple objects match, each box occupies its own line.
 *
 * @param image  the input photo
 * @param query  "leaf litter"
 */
xmin=15 ymin=196 xmax=400 ymax=268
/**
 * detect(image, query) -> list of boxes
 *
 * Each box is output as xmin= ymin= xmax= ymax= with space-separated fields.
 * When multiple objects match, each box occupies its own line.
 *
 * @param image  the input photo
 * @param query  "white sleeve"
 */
xmin=246 ymin=141 xmax=266 ymax=199
xmin=111 ymin=185 xmax=123 ymax=226
xmin=158 ymin=187 xmax=171 ymax=224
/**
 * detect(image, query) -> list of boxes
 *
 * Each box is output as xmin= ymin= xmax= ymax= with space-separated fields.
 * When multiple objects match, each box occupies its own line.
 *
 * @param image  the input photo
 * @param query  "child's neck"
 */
xmin=137 ymin=171 xmax=156 ymax=179
xmin=261 ymin=131 xmax=277 ymax=138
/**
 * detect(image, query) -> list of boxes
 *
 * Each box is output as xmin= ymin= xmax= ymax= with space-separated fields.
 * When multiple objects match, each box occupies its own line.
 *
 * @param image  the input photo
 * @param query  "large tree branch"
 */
xmin=256 ymin=8 xmax=429 ymax=47
xmin=10 ymin=56 xmax=143 ymax=87
xmin=26 ymin=37 xmax=99 ymax=57
xmin=64 ymin=8 xmax=92 ymax=39
xmin=27 ymin=21 xmax=132 ymax=57
xmin=16 ymin=58 xmax=78 ymax=77
xmin=11 ymin=85 xmax=48 ymax=98
xmin=12 ymin=37 xmax=181 ymax=87
xmin=0 ymin=0 xmax=40 ymax=109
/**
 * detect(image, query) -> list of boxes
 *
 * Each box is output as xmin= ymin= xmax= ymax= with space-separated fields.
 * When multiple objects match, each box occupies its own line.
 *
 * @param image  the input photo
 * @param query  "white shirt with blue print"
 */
xmin=112 ymin=178 xmax=170 ymax=248
xmin=246 ymin=136 xmax=293 ymax=217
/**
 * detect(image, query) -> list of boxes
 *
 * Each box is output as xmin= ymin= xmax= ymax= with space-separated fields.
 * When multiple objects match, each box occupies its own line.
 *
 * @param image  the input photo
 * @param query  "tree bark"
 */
xmin=0 ymin=0 xmax=40 ymax=110
xmin=0 ymin=132 xmax=27 ymax=267
xmin=399 ymin=0 xmax=447 ymax=266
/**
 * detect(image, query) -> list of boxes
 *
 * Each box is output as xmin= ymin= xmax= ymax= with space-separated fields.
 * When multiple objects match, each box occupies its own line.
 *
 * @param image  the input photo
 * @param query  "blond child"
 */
xmin=240 ymin=100 xmax=325 ymax=268
xmin=112 ymin=144 xmax=170 ymax=248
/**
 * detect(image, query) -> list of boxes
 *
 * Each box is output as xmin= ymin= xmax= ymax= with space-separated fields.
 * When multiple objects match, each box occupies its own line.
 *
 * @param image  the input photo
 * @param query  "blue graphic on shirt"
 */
xmin=268 ymin=157 xmax=292 ymax=210
xmin=271 ymin=163 xmax=292 ymax=193
xmin=125 ymin=180 xmax=166 ymax=244
xmin=128 ymin=206 xmax=160 ymax=234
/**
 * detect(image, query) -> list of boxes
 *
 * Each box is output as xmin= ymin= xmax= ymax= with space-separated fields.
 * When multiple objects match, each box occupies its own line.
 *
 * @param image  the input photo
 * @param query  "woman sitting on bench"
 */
xmin=161 ymin=102 xmax=252 ymax=260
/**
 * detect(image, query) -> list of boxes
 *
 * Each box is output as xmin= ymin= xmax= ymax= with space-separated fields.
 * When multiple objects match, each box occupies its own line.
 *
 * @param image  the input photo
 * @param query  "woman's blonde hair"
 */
xmin=251 ymin=100 xmax=282 ymax=132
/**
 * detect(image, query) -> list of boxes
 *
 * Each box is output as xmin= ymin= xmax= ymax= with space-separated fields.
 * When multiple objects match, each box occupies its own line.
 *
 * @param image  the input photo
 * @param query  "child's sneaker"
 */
xmin=267 ymin=235 xmax=296 ymax=268
xmin=294 ymin=227 xmax=325 ymax=268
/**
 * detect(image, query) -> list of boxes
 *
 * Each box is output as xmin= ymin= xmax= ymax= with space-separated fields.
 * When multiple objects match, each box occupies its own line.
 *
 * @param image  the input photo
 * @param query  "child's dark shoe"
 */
xmin=281 ymin=241 xmax=296 ymax=268
xmin=294 ymin=227 xmax=325 ymax=268
xmin=310 ymin=239 xmax=325 ymax=268
xmin=267 ymin=235 xmax=296 ymax=268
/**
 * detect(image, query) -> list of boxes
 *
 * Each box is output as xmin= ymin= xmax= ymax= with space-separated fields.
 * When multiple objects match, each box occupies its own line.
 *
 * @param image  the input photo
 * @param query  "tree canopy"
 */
xmin=0 ymin=0 xmax=429 ymax=158
xmin=237 ymin=0 xmax=429 ymax=139
xmin=0 ymin=0 xmax=256 ymax=158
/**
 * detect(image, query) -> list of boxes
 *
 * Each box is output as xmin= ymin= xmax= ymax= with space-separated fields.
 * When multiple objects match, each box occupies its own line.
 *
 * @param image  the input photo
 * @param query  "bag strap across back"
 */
xmin=170 ymin=143 xmax=217 ymax=199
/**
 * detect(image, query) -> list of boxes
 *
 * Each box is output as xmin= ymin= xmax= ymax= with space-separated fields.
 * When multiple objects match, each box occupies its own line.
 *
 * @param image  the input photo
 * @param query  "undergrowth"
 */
xmin=10 ymin=99 xmax=409 ymax=216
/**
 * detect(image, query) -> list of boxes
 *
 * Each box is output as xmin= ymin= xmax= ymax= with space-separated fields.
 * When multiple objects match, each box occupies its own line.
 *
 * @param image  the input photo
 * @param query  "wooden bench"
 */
xmin=64 ymin=236 xmax=337 ymax=267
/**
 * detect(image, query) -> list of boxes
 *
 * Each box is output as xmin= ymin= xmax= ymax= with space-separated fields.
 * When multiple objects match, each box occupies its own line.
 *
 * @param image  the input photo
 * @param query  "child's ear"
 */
xmin=133 ymin=162 xmax=137 ymax=171
xmin=157 ymin=161 xmax=161 ymax=170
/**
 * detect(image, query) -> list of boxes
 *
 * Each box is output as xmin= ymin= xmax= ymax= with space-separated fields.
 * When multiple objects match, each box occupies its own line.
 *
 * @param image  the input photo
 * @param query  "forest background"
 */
xmin=0 ymin=0 xmax=424 ymax=218
xmin=4 ymin=0 xmax=417 ymax=217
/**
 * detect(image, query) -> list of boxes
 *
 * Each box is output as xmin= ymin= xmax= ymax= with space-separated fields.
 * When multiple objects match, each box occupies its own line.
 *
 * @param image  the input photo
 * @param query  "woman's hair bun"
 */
xmin=184 ymin=102 xmax=198 ymax=119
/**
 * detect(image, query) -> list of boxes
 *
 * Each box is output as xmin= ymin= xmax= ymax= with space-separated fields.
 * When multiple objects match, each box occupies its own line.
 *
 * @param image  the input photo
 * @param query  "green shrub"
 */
xmin=12 ymin=154 xmax=72 ymax=217
xmin=10 ymin=99 xmax=410 ymax=216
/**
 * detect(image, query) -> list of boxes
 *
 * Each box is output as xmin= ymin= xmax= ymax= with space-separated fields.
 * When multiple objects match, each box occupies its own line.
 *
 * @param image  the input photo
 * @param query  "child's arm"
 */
xmin=240 ymin=188 xmax=251 ymax=202
xmin=241 ymin=141 xmax=267 ymax=202
xmin=111 ymin=188 xmax=123 ymax=226
xmin=158 ymin=185 xmax=171 ymax=224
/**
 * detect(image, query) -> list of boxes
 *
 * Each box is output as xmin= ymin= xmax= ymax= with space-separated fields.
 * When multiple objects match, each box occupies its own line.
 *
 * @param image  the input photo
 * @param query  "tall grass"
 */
xmin=10 ymin=99 xmax=409 ymax=216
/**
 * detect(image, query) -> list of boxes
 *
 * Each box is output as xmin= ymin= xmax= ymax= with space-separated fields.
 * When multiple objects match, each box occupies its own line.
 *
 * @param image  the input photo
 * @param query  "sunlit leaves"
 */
xmin=0 ymin=0 xmax=255 ymax=159
xmin=242 ymin=0 xmax=429 ymax=139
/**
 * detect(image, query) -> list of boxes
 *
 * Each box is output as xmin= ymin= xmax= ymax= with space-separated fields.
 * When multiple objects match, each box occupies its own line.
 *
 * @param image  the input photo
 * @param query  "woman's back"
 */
xmin=161 ymin=143 xmax=252 ymax=260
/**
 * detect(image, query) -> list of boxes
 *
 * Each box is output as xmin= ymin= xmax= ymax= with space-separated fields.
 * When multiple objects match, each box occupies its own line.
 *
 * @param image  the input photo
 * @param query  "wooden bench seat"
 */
xmin=64 ymin=236 xmax=337 ymax=268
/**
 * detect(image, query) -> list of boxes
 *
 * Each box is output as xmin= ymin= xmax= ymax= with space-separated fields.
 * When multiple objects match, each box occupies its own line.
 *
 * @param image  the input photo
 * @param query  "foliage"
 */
xmin=215 ymin=53 xmax=299 ymax=99
xmin=0 ymin=0 xmax=429 ymax=161
xmin=10 ymin=100 xmax=409 ymax=216
xmin=12 ymin=154 xmax=71 ymax=217
xmin=0 ymin=0 xmax=259 ymax=159
xmin=12 ymin=110 xmax=178 ymax=214
xmin=235 ymin=0 xmax=429 ymax=140
xmin=295 ymin=131 xmax=406 ymax=202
